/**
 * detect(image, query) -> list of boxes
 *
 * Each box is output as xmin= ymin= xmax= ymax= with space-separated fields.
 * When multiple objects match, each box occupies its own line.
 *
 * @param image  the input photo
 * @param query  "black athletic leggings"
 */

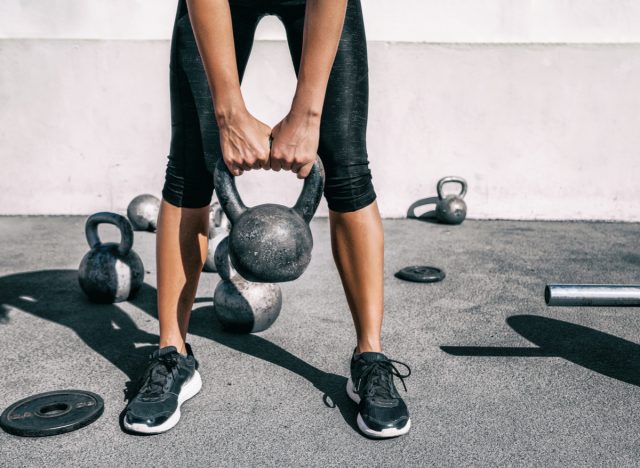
xmin=163 ymin=0 xmax=375 ymax=212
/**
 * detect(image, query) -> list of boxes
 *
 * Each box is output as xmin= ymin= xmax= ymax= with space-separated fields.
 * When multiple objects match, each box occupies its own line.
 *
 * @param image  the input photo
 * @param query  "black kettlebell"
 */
xmin=214 ymin=158 xmax=325 ymax=283
xmin=78 ymin=212 xmax=144 ymax=303
xmin=435 ymin=176 xmax=468 ymax=225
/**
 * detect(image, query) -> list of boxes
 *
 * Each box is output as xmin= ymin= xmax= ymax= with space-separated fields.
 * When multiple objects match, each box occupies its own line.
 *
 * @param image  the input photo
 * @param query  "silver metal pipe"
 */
xmin=545 ymin=284 xmax=640 ymax=306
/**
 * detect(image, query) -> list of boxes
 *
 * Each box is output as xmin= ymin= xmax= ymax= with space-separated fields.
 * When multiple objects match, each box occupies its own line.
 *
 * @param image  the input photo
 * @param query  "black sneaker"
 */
xmin=123 ymin=344 xmax=202 ymax=434
xmin=346 ymin=350 xmax=412 ymax=438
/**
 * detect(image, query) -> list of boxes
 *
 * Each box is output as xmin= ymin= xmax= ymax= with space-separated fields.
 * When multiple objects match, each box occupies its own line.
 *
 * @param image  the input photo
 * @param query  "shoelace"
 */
xmin=138 ymin=353 xmax=180 ymax=397
xmin=358 ymin=359 xmax=412 ymax=400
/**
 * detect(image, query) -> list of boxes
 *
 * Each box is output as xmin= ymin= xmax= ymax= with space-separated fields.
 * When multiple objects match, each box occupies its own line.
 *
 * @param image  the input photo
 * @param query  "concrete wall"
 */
xmin=3 ymin=0 xmax=640 ymax=42
xmin=1 ymin=1 xmax=639 ymax=220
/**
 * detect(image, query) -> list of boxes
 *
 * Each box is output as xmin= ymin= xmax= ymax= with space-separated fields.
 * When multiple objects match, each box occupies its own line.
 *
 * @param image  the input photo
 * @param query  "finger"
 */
xmin=257 ymin=147 xmax=271 ymax=169
xmin=297 ymin=161 xmax=314 ymax=179
xmin=291 ymin=162 xmax=302 ymax=174
xmin=227 ymin=159 xmax=244 ymax=176
xmin=280 ymin=158 xmax=293 ymax=171
xmin=241 ymin=157 xmax=257 ymax=171
xmin=258 ymin=159 xmax=271 ymax=170
xmin=270 ymin=158 xmax=282 ymax=172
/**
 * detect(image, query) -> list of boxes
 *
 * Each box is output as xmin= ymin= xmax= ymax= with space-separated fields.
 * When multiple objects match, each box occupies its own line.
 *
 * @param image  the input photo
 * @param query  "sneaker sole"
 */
xmin=346 ymin=377 xmax=411 ymax=439
xmin=124 ymin=370 xmax=202 ymax=435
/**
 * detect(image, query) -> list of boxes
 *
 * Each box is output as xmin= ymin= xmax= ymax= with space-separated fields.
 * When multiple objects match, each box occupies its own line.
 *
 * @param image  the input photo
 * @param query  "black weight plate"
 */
xmin=395 ymin=265 xmax=445 ymax=283
xmin=0 ymin=390 xmax=104 ymax=437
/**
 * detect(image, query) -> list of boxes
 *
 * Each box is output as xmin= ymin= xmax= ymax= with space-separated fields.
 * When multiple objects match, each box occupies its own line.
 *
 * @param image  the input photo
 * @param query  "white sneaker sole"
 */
xmin=124 ymin=370 xmax=202 ymax=435
xmin=346 ymin=377 xmax=411 ymax=439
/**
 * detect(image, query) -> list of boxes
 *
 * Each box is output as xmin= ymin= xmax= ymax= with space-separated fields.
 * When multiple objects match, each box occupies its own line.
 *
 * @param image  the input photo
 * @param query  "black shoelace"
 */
xmin=138 ymin=353 xmax=180 ymax=398
xmin=359 ymin=359 xmax=412 ymax=400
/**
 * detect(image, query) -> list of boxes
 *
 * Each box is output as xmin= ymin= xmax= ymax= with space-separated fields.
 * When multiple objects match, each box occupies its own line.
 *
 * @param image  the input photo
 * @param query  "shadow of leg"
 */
xmin=188 ymin=305 xmax=360 ymax=432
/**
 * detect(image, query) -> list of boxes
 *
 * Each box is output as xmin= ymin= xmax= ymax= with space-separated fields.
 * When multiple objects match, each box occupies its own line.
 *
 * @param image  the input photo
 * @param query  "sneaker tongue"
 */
xmin=356 ymin=352 xmax=387 ymax=362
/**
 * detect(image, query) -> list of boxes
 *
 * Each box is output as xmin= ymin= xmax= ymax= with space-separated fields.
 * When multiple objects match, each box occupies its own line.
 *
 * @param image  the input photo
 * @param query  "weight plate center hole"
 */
xmin=37 ymin=402 xmax=71 ymax=418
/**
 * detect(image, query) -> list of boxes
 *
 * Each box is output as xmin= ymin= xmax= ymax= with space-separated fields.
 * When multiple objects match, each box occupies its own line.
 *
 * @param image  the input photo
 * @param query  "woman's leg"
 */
xmin=329 ymin=203 xmax=383 ymax=353
xmin=156 ymin=202 xmax=209 ymax=354
xmin=124 ymin=0 xmax=266 ymax=435
xmin=158 ymin=2 xmax=264 ymax=354
xmin=278 ymin=0 xmax=411 ymax=438
xmin=278 ymin=0 xmax=381 ymax=352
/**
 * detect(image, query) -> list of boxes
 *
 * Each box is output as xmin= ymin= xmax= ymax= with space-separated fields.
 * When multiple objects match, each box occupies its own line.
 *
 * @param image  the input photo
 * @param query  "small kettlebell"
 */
xmin=435 ymin=176 xmax=468 ymax=225
xmin=127 ymin=194 xmax=160 ymax=232
xmin=78 ymin=212 xmax=145 ymax=303
xmin=208 ymin=199 xmax=230 ymax=239
xmin=214 ymin=158 xmax=325 ymax=283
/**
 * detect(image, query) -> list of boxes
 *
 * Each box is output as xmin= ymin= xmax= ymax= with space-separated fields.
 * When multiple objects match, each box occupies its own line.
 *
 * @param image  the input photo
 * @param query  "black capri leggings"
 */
xmin=162 ymin=0 xmax=376 ymax=212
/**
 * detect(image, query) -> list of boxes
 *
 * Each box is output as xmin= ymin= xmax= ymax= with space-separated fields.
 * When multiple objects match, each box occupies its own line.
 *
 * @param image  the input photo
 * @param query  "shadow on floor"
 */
xmin=0 ymin=269 xmax=159 ymax=401
xmin=180 ymin=304 xmax=358 ymax=432
xmin=0 ymin=269 xmax=358 ymax=432
xmin=406 ymin=196 xmax=440 ymax=223
xmin=441 ymin=314 xmax=640 ymax=386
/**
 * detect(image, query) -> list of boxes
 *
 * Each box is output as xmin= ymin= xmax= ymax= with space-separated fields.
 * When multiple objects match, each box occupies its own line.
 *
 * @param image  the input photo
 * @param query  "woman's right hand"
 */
xmin=217 ymin=109 xmax=272 ymax=176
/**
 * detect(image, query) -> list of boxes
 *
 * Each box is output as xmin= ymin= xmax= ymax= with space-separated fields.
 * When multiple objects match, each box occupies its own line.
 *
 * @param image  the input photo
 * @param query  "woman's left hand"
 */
xmin=269 ymin=111 xmax=320 ymax=179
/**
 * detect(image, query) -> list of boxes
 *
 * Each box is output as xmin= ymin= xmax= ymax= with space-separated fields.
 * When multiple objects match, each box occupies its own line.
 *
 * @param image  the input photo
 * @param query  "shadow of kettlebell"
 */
xmin=406 ymin=196 xmax=440 ymax=223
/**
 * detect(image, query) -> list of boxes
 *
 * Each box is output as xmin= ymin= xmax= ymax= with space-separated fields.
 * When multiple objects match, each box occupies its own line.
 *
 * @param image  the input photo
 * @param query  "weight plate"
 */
xmin=395 ymin=265 xmax=446 ymax=283
xmin=0 ymin=390 xmax=104 ymax=437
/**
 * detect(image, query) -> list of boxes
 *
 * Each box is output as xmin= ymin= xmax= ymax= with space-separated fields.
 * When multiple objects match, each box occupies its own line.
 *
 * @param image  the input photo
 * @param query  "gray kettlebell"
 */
xmin=213 ymin=236 xmax=267 ymax=333
xmin=213 ymin=203 xmax=230 ymax=232
xmin=127 ymin=194 xmax=160 ymax=232
xmin=213 ymin=275 xmax=282 ymax=333
xmin=214 ymin=236 xmax=236 ymax=281
xmin=208 ymin=200 xmax=230 ymax=239
xmin=214 ymin=158 xmax=325 ymax=283
xmin=78 ymin=212 xmax=144 ymax=303
xmin=203 ymin=232 xmax=228 ymax=273
xmin=203 ymin=199 xmax=232 ymax=273
xmin=208 ymin=202 xmax=220 ymax=239
xmin=435 ymin=176 xmax=468 ymax=225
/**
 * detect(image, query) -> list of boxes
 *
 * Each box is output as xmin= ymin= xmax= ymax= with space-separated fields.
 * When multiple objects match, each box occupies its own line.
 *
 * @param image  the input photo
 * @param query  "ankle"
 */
xmin=355 ymin=341 xmax=382 ymax=354
xmin=159 ymin=338 xmax=187 ymax=355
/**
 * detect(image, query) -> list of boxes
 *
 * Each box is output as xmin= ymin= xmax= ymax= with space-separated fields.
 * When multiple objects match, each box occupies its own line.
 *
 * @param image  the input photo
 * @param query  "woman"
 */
xmin=123 ymin=0 xmax=411 ymax=439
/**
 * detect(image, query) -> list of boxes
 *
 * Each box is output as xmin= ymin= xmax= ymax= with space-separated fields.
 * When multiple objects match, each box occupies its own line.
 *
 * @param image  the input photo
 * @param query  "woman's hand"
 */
xmin=269 ymin=110 xmax=320 ymax=178
xmin=218 ymin=109 xmax=272 ymax=176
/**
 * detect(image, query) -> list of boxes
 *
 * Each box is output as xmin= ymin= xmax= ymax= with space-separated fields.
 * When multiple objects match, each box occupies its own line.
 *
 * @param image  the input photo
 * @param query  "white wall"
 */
xmin=3 ymin=0 xmax=640 ymax=43
xmin=1 ymin=1 xmax=640 ymax=220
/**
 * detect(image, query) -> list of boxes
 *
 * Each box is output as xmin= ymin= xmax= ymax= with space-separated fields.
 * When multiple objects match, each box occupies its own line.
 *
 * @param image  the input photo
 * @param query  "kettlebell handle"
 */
xmin=214 ymin=158 xmax=325 ymax=224
xmin=293 ymin=158 xmax=325 ymax=223
xmin=437 ymin=176 xmax=467 ymax=200
xmin=85 ymin=212 xmax=135 ymax=256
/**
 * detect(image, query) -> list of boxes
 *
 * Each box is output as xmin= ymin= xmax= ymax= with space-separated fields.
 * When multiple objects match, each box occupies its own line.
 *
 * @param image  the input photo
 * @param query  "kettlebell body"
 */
xmin=208 ymin=200 xmax=230 ymax=239
xmin=214 ymin=158 xmax=324 ymax=283
xmin=213 ymin=277 xmax=282 ymax=333
xmin=78 ymin=212 xmax=144 ymax=303
xmin=435 ymin=176 xmax=468 ymax=225
xmin=127 ymin=194 xmax=160 ymax=232
xmin=228 ymin=204 xmax=313 ymax=283
xmin=214 ymin=235 xmax=236 ymax=281
xmin=203 ymin=232 xmax=229 ymax=273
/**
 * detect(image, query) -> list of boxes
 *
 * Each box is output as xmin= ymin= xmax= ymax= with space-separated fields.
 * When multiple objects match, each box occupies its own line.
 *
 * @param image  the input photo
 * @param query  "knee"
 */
xmin=324 ymin=168 xmax=377 ymax=213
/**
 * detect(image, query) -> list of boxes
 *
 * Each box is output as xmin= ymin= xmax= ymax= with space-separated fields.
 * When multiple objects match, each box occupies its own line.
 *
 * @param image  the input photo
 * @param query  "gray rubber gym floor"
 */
xmin=0 ymin=216 xmax=638 ymax=466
